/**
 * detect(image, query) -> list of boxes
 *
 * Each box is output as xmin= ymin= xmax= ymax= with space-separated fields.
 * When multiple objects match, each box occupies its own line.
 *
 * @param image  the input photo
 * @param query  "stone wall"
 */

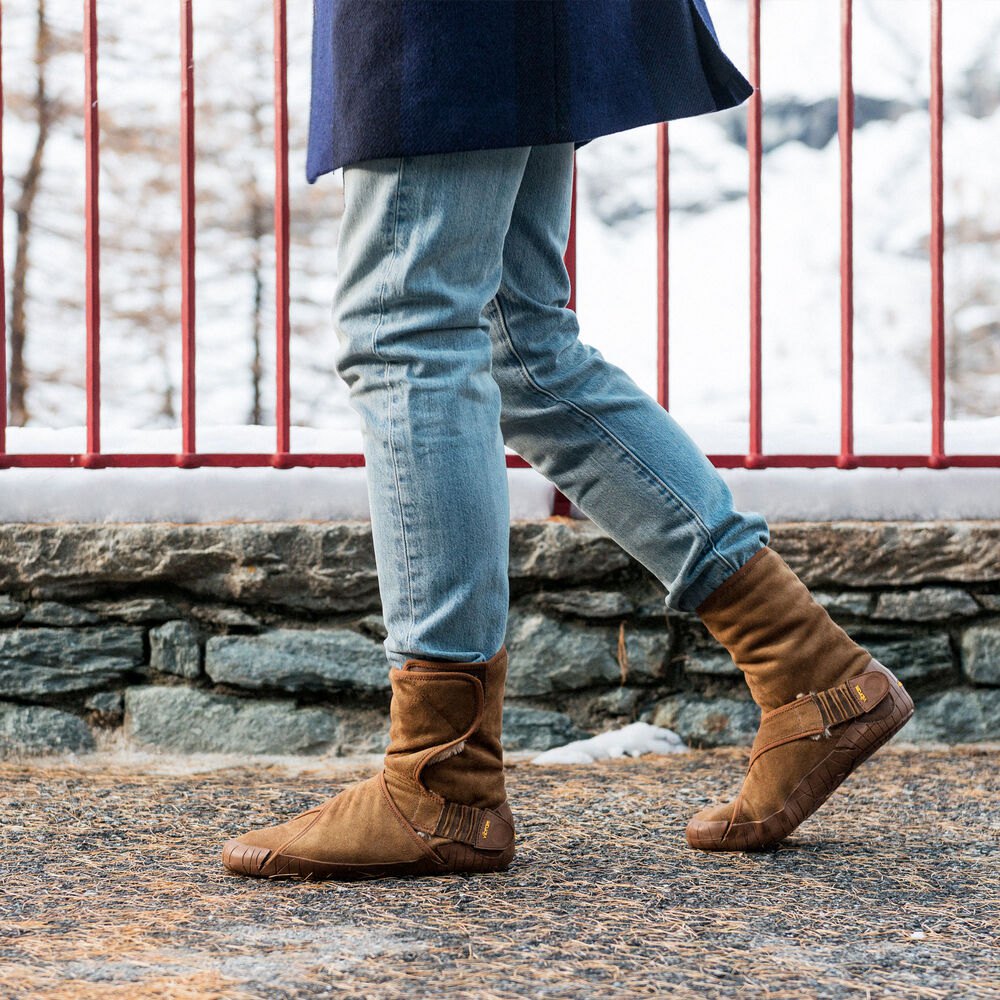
xmin=1 ymin=519 xmax=998 ymax=759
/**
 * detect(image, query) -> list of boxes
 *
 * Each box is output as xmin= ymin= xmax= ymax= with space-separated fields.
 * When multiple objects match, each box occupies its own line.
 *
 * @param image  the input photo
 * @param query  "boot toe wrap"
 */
xmin=686 ymin=659 xmax=915 ymax=852
xmin=690 ymin=546 xmax=916 ymax=852
xmin=221 ymin=645 xmax=516 ymax=880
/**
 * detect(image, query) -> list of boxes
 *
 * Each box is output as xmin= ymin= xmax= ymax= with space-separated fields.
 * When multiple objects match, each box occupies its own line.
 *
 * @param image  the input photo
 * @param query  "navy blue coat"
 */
xmin=305 ymin=0 xmax=753 ymax=184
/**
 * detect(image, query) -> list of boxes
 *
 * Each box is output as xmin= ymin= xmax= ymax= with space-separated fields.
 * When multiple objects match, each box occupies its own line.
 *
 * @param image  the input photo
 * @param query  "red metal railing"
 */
xmin=1 ymin=0 xmax=997 ymax=497
xmin=656 ymin=0 xmax=994 ymax=471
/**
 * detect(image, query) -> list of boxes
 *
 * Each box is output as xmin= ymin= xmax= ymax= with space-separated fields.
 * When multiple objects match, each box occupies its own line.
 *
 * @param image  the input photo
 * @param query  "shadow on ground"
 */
xmin=1 ymin=747 xmax=998 ymax=999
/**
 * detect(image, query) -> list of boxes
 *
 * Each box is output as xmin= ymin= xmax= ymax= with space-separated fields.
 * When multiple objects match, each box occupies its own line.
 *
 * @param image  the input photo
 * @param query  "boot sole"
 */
xmin=687 ymin=660 xmax=915 ymax=852
xmin=222 ymin=837 xmax=515 ymax=882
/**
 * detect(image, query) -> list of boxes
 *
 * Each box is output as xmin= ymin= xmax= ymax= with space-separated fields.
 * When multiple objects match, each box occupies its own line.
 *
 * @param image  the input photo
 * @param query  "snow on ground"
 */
xmin=531 ymin=723 xmax=688 ymax=765
xmin=2 ymin=422 xmax=999 ymax=522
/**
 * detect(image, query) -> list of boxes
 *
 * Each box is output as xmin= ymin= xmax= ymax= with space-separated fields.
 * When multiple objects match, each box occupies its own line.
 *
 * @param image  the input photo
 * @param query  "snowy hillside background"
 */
xmin=2 ymin=0 xmax=998 ymax=465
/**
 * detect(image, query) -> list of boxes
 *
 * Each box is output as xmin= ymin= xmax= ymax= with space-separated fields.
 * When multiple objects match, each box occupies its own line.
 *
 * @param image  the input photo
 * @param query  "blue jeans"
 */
xmin=332 ymin=142 xmax=769 ymax=670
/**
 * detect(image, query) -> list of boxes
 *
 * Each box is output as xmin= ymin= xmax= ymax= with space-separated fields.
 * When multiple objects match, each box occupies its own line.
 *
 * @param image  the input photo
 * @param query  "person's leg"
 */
xmin=485 ymin=141 xmax=769 ymax=612
xmin=332 ymin=147 xmax=532 ymax=669
xmin=488 ymin=142 xmax=914 ymax=852
xmin=221 ymin=147 xmax=532 ymax=881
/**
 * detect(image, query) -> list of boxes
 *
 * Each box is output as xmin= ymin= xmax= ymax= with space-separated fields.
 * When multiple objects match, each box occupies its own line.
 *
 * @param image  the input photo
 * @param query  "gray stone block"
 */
xmin=21 ymin=602 xmax=102 ymax=626
xmin=150 ymin=620 xmax=202 ymax=679
xmin=681 ymin=650 xmax=741 ymax=677
xmin=0 ymin=627 xmax=145 ymax=697
xmin=857 ymin=633 xmax=954 ymax=684
xmin=85 ymin=690 xmax=125 ymax=721
xmin=356 ymin=614 xmax=388 ymax=641
xmin=502 ymin=705 xmax=589 ymax=751
xmin=812 ymin=590 xmax=874 ymax=618
xmin=873 ymin=588 xmax=980 ymax=621
xmin=190 ymin=605 xmax=261 ymax=628
xmin=337 ymin=709 xmax=391 ymax=755
xmin=674 ymin=618 xmax=741 ymax=675
xmin=634 ymin=599 xmax=670 ymax=623
xmin=81 ymin=598 xmax=184 ymax=623
xmin=124 ymin=685 xmax=342 ymax=754
xmin=647 ymin=695 xmax=759 ymax=748
xmin=0 ymin=702 xmax=95 ymax=758
xmin=961 ymin=625 xmax=1000 ymax=686
xmin=630 ymin=582 xmax=669 ymax=622
xmin=769 ymin=522 xmax=1000 ymax=588
xmin=0 ymin=522 xmax=383 ymax=611
xmin=0 ymin=595 xmax=26 ymax=624
xmin=534 ymin=588 xmax=635 ymax=619
xmin=504 ymin=610 xmax=621 ymax=696
xmin=895 ymin=688 xmax=1000 ymax=743
xmin=591 ymin=687 xmax=644 ymax=719
xmin=621 ymin=627 xmax=671 ymax=683
xmin=508 ymin=521 xmax=631 ymax=581
xmin=975 ymin=594 xmax=1000 ymax=611
xmin=206 ymin=628 xmax=389 ymax=694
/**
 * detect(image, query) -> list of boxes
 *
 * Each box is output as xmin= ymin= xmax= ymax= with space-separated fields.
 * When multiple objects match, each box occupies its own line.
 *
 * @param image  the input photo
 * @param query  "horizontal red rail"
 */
xmin=0 ymin=0 xmax=994 ymax=488
xmin=0 ymin=452 xmax=996 ymax=471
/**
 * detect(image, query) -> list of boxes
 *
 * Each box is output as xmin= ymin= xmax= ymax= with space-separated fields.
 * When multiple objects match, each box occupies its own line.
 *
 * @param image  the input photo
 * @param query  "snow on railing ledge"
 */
xmin=0 ymin=424 xmax=998 ymax=525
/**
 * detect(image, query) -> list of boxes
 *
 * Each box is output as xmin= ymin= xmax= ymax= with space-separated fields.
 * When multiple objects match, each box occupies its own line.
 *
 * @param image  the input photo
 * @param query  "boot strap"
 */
xmin=434 ymin=801 xmax=514 ymax=851
xmin=749 ymin=666 xmax=891 ymax=767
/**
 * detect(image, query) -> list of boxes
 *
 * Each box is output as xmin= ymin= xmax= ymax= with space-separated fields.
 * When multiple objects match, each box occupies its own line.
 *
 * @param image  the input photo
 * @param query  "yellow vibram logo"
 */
xmin=481 ymin=820 xmax=491 ymax=839
xmin=854 ymin=684 xmax=867 ymax=703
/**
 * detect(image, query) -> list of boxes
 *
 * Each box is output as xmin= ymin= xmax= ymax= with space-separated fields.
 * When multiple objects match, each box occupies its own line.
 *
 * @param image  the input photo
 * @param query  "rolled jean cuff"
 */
xmin=667 ymin=535 xmax=770 ymax=615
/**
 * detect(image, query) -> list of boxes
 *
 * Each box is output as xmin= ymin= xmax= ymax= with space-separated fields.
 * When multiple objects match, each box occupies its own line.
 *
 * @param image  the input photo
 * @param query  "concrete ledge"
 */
xmin=1 ymin=519 xmax=999 ymax=603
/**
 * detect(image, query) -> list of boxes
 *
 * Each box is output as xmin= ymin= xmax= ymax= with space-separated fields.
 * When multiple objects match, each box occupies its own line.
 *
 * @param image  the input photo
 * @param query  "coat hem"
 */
xmin=306 ymin=78 xmax=752 ymax=186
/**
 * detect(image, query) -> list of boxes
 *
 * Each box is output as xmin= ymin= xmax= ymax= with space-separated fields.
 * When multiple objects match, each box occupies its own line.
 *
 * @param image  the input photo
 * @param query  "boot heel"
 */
xmin=837 ymin=659 xmax=915 ymax=767
xmin=435 ymin=839 xmax=515 ymax=875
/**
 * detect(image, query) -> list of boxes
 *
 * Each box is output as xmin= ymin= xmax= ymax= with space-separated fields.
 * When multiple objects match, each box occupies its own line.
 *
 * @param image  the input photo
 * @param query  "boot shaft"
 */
xmin=696 ymin=546 xmax=872 ymax=710
xmin=384 ymin=644 xmax=508 ymax=810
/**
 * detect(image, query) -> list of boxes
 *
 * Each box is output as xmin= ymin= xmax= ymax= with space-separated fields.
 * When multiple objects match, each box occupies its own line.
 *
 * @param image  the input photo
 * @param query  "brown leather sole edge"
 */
xmin=221 ymin=837 xmax=515 ymax=882
xmin=687 ymin=662 xmax=915 ymax=852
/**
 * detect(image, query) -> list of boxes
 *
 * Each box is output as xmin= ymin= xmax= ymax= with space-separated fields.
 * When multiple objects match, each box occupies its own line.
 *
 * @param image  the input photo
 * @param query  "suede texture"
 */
xmin=695 ymin=546 xmax=873 ymax=710
xmin=222 ymin=645 xmax=513 ymax=877
xmin=237 ymin=773 xmax=429 ymax=867
xmin=688 ymin=545 xmax=910 ymax=849
xmin=387 ymin=653 xmax=507 ymax=812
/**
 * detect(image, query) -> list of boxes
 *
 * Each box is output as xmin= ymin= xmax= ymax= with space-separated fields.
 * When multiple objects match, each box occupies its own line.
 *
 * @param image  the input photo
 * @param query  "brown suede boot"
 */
xmin=222 ymin=644 xmax=515 ymax=880
xmin=686 ymin=545 xmax=914 ymax=851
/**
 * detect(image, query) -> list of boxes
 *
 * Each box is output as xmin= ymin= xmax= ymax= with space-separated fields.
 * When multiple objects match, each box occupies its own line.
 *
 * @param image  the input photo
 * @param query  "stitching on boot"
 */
xmin=406 ymin=675 xmax=481 ymax=737
xmin=263 ymin=793 xmax=339 ymax=871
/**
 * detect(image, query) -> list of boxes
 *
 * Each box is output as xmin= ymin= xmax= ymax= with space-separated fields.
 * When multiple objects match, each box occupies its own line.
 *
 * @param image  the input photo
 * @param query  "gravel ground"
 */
xmin=1 ymin=746 xmax=998 ymax=999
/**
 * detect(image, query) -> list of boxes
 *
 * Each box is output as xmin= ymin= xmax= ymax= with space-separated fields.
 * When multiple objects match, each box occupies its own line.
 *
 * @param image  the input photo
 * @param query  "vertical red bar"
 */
xmin=179 ymin=0 xmax=196 ymax=463
xmin=564 ymin=151 xmax=577 ymax=313
xmin=747 ymin=0 xmax=763 ymax=467
xmin=929 ymin=0 xmax=946 ymax=467
xmin=0 ymin=4 xmax=6 ymax=454
xmin=838 ymin=0 xmax=856 ymax=468
xmin=656 ymin=122 xmax=669 ymax=410
xmin=83 ymin=0 xmax=101 ymax=463
xmin=274 ymin=0 xmax=292 ymax=464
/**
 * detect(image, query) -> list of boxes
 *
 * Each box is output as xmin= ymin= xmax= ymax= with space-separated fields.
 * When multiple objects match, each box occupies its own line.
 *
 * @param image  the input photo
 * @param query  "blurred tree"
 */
xmin=9 ymin=0 xmax=60 ymax=424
